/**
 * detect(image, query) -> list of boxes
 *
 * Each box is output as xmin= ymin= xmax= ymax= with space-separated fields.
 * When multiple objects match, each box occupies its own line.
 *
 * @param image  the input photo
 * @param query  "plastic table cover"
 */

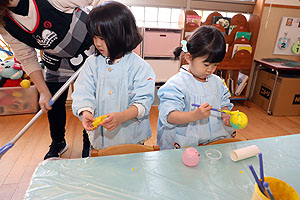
xmin=25 ymin=134 xmax=300 ymax=200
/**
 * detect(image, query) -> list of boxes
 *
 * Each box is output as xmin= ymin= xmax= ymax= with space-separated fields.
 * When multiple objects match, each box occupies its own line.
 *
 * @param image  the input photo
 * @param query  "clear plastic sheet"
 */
xmin=25 ymin=135 xmax=300 ymax=200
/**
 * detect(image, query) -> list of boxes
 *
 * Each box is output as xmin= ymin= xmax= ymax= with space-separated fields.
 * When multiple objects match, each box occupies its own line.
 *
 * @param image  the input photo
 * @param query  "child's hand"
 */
xmin=101 ymin=112 xmax=122 ymax=131
xmin=192 ymin=103 xmax=212 ymax=121
xmin=222 ymin=113 xmax=231 ymax=127
xmin=81 ymin=111 xmax=95 ymax=131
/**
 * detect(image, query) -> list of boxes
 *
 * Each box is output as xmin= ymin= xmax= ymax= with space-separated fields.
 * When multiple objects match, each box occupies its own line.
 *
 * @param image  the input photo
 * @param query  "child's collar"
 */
xmin=180 ymin=65 xmax=209 ymax=82
xmin=104 ymin=57 xmax=122 ymax=65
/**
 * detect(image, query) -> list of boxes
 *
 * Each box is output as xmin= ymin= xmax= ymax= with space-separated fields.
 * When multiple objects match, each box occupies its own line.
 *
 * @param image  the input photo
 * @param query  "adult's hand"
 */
xmin=39 ymin=91 xmax=52 ymax=113
xmin=29 ymin=70 xmax=53 ymax=113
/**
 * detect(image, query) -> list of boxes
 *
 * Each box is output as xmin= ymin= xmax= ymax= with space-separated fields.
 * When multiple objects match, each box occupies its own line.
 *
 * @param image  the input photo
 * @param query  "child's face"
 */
xmin=185 ymin=54 xmax=218 ymax=81
xmin=93 ymin=36 xmax=109 ymax=57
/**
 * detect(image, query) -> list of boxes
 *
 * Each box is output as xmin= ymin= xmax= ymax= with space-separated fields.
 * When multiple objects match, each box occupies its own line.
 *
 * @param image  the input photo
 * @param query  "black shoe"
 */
xmin=44 ymin=140 xmax=68 ymax=160
xmin=82 ymin=131 xmax=91 ymax=158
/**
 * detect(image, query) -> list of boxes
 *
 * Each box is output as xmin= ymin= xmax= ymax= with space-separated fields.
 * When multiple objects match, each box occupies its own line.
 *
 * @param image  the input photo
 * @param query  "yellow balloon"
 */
xmin=230 ymin=112 xmax=248 ymax=129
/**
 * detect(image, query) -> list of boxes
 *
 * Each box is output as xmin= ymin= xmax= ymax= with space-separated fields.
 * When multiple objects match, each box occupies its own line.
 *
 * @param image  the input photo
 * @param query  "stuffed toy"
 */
xmin=0 ymin=57 xmax=23 ymax=87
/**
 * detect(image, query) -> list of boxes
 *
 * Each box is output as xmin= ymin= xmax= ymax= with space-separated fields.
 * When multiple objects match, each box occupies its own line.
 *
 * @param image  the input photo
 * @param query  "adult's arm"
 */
xmin=49 ymin=0 xmax=105 ymax=13
xmin=1 ymin=28 xmax=52 ymax=112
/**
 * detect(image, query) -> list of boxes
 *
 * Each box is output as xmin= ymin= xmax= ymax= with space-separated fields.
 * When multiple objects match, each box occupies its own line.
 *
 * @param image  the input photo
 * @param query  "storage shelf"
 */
xmin=230 ymin=96 xmax=249 ymax=100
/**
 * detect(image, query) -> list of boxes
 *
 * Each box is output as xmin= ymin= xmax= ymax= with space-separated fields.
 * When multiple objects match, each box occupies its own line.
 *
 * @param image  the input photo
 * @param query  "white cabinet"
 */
xmin=146 ymin=59 xmax=180 ymax=83
xmin=143 ymin=28 xmax=182 ymax=58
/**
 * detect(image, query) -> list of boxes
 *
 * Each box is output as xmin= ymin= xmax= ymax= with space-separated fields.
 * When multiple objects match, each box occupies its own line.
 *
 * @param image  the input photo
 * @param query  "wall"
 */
xmin=117 ymin=0 xmax=186 ymax=8
xmin=265 ymin=0 xmax=300 ymax=6
xmin=117 ymin=0 xmax=255 ymax=13
xmin=247 ymin=1 xmax=300 ymax=98
xmin=254 ymin=3 xmax=300 ymax=61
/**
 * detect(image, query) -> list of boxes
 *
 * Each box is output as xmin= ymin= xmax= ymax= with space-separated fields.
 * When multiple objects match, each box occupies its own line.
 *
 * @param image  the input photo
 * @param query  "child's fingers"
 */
xmin=102 ymin=114 xmax=112 ymax=124
xmin=104 ymin=122 xmax=114 ymax=130
xmin=83 ymin=122 xmax=93 ymax=131
xmin=104 ymin=125 xmax=115 ymax=131
xmin=205 ymin=106 xmax=212 ymax=112
xmin=200 ymin=103 xmax=210 ymax=108
xmin=200 ymin=103 xmax=212 ymax=112
xmin=85 ymin=127 xmax=93 ymax=131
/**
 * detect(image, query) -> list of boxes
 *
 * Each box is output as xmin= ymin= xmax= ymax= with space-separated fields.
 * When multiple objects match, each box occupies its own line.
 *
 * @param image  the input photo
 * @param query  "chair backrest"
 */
xmin=205 ymin=138 xmax=244 ymax=146
xmin=91 ymin=144 xmax=160 ymax=157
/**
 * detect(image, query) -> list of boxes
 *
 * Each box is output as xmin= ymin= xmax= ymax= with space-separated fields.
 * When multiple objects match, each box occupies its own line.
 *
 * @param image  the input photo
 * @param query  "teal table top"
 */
xmin=25 ymin=134 xmax=300 ymax=200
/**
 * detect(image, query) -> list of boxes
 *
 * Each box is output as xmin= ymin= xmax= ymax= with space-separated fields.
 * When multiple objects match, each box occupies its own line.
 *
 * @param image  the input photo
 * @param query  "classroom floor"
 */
xmin=1 ymin=102 xmax=300 ymax=200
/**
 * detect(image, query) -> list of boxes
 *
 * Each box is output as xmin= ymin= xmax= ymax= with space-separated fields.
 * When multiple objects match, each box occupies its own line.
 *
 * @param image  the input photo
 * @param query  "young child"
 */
xmin=157 ymin=26 xmax=235 ymax=150
xmin=72 ymin=1 xmax=155 ymax=152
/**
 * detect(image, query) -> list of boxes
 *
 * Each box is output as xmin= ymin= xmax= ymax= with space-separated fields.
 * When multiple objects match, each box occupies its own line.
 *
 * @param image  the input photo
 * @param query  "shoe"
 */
xmin=82 ymin=132 xmax=91 ymax=158
xmin=44 ymin=140 xmax=68 ymax=160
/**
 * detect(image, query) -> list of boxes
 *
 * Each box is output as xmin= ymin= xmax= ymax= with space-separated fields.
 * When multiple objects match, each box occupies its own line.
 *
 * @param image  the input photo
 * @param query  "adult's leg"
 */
xmin=82 ymin=129 xmax=91 ymax=158
xmin=47 ymin=82 xmax=69 ymax=142
xmin=44 ymin=82 xmax=69 ymax=159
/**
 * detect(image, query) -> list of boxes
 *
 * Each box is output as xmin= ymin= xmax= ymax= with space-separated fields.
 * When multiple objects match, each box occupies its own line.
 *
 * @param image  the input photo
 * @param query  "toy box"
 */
xmin=252 ymin=68 xmax=300 ymax=116
xmin=0 ymin=85 xmax=38 ymax=115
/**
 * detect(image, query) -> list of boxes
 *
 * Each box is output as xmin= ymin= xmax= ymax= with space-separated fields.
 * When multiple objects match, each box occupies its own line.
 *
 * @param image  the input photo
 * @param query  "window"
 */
xmin=130 ymin=6 xmax=182 ymax=28
xmin=200 ymin=10 xmax=250 ymax=23
xmin=130 ymin=5 xmax=250 ymax=28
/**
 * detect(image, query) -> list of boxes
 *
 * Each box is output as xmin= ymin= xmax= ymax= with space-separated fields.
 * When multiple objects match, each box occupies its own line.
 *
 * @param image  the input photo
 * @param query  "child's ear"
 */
xmin=184 ymin=53 xmax=192 ymax=64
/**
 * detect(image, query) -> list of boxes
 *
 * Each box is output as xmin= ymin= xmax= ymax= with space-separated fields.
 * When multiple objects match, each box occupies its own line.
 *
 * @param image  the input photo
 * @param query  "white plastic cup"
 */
xmin=205 ymin=149 xmax=222 ymax=164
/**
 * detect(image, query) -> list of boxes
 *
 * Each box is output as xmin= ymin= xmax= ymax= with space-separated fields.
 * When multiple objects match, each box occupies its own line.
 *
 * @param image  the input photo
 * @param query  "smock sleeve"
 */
xmin=158 ymin=78 xmax=186 ymax=128
xmin=220 ymin=78 xmax=234 ymax=110
xmin=71 ymin=58 xmax=97 ymax=117
xmin=129 ymin=62 xmax=155 ymax=118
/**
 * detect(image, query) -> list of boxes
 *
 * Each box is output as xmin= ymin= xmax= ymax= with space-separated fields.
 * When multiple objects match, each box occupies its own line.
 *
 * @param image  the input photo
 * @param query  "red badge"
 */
xmin=43 ymin=21 xmax=52 ymax=29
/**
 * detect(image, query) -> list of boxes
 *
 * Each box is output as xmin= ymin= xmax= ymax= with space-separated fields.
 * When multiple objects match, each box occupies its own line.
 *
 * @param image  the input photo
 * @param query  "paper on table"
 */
xmin=230 ymin=145 xmax=260 ymax=162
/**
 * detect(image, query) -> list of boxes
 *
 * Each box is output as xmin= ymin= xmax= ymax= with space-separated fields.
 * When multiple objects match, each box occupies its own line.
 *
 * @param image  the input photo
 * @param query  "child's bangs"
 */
xmin=86 ymin=13 xmax=106 ymax=38
xmin=203 ymin=48 xmax=225 ymax=63
xmin=203 ymin=39 xmax=226 ymax=63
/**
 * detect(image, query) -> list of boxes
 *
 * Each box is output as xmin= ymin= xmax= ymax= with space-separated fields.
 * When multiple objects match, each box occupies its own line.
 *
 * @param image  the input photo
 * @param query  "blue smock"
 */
xmin=72 ymin=52 xmax=155 ymax=149
xmin=157 ymin=66 xmax=235 ymax=150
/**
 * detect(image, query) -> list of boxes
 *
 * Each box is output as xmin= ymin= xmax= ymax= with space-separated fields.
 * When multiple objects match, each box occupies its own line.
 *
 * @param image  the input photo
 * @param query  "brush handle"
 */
xmin=249 ymin=165 xmax=266 ymax=196
xmin=263 ymin=182 xmax=275 ymax=200
xmin=259 ymin=153 xmax=265 ymax=183
xmin=191 ymin=104 xmax=226 ymax=114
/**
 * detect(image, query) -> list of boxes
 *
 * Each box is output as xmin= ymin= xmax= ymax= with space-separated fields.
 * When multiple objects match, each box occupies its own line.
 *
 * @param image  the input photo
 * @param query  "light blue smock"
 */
xmin=72 ymin=52 xmax=155 ymax=149
xmin=157 ymin=66 xmax=235 ymax=150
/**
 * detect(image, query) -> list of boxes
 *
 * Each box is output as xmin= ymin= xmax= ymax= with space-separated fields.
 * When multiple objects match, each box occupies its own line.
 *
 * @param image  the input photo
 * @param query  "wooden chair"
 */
xmin=205 ymin=138 xmax=244 ymax=146
xmin=90 ymin=144 xmax=160 ymax=157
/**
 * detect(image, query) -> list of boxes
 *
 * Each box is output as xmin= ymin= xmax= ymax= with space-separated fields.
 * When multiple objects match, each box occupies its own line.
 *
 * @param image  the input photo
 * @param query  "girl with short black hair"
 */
xmin=72 ymin=1 xmax=156 ymax=150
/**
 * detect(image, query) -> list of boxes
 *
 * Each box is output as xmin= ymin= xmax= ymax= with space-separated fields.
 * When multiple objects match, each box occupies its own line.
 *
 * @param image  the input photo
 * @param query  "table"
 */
xmin=25 ymin=134 xmax=300 ymax=200
xmin=251 ymin=59 xmax=300 ymax=115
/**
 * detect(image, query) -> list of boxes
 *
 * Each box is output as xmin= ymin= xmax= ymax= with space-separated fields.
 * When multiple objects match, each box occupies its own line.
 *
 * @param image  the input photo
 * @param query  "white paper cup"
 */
xmin=230 ymin=145 xmax=260 ymax=162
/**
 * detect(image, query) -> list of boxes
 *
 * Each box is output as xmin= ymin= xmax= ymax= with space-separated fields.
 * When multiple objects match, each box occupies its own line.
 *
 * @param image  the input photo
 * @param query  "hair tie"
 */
xmin=181 ymin=40 xmax=188 ymax=53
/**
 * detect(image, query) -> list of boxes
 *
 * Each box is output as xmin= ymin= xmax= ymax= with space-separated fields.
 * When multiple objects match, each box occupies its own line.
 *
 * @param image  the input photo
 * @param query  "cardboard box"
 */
xmin=252 ymin=69 xmax=300 ymax=116
xmin=0 ymin=85 xmax=38 ymax=116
